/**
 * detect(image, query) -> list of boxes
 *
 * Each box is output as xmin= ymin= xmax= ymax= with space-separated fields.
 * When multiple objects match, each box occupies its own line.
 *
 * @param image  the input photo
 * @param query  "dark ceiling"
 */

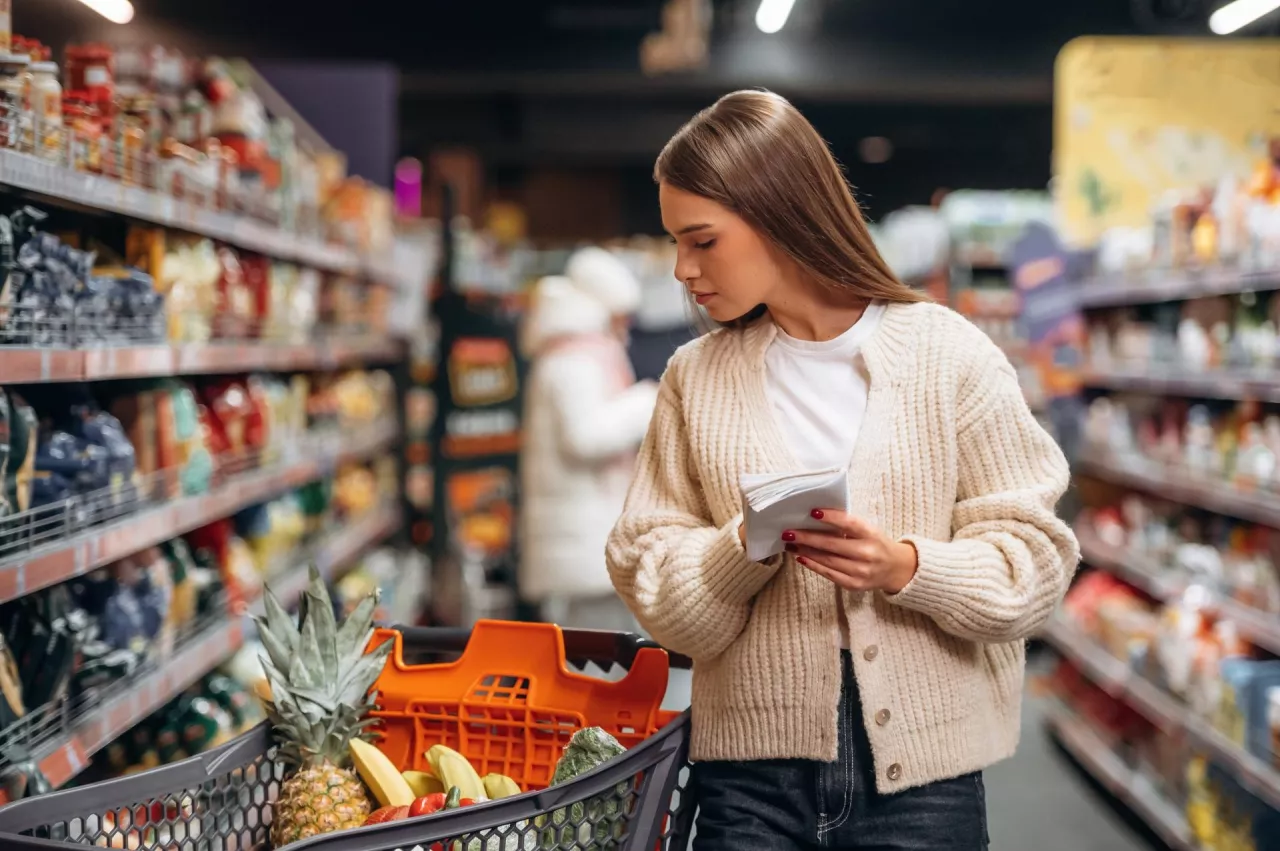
xmin=19 ymin=0 xmax=1272 ymax=224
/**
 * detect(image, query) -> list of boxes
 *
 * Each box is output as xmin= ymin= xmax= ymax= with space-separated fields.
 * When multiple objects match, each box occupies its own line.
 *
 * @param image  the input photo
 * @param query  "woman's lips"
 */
xmin=693 ymin=292 xmax=716 ymax=305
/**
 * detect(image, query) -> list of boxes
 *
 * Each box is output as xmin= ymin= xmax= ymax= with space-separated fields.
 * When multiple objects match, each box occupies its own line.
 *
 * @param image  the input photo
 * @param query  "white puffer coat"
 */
xmin=518 ymin=248 xmax=659 ymax=604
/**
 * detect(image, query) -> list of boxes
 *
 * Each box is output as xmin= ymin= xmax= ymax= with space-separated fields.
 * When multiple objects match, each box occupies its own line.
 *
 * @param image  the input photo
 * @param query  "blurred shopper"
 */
xmin=519 ymin=247 xmax=659 ymax=631
xmin=607 ymin=91 xmax=1079 ymax=850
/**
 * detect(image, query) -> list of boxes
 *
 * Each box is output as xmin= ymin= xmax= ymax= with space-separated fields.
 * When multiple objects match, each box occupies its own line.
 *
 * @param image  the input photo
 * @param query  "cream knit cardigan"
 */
xmin=606 ymin=301 xmax=1079 ymax=793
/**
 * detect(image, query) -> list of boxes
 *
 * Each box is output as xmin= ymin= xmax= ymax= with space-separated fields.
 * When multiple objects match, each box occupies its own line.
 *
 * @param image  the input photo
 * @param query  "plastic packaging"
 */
xmin=26 ymin=60 xmax=59 ymax=160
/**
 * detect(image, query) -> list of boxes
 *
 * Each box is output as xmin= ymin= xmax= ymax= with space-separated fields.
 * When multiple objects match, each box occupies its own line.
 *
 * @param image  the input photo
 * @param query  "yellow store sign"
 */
xmin=1054 ymin=36 xmax=1280 ymax=247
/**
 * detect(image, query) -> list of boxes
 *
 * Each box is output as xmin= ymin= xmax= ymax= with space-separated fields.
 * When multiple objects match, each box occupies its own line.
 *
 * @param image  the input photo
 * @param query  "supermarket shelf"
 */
xmin=0 ymin=336 xmax=402 ymax=383
xmin=1083 ymin=368 xmax=1280 ymax=403
xmin=0 ymin=503 xmax=399 ymax=805
xmin=1078 ymin=527 xmax=1280 ymax=656
xmin=1044 ymin=706 xmax=1200 ymax=851
xmin=1042 ymin=618 xmax=1280 ymax=810
xmin=0 ymin=418 xmax=398 ymax=606
xmin=1079 ymin=267 xmax=1280 ymax=309
xmin=1075 ymin=450 xmax=1280 ymax=528
xmin=0 ymin=150 xmax=360 ymax=275
xmin=254 ymin=503 xmax=401 ymax=611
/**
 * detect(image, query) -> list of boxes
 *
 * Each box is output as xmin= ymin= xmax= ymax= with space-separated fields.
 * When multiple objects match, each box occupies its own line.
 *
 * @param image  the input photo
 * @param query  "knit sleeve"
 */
xmin=606 ymin=375 xmax=782 ymax=662
xmin=889 ymin=344 xmax=1079 ymax=643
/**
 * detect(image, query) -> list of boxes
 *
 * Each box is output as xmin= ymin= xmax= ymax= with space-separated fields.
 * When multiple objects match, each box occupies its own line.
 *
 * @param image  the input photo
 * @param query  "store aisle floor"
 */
xmin=986 ymin=693 xmax=1154 ymax=851
xmin=655 ymin=662 xmax=1160 ymax=851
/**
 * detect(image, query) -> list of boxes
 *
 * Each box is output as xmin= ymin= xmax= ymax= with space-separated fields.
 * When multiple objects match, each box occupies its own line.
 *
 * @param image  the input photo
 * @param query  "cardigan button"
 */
xmin=863 ymin=645 xmax=879 ymax=662
xmin=887 ymin=763 xmax=903 ymax=782
xmin=875 ymin=709 xmax=891 ymax=726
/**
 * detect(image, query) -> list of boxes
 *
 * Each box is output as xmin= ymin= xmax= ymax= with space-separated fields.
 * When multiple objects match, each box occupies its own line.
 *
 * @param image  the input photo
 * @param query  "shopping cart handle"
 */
xmin=388 ymin=624 xmax=693 ymax=670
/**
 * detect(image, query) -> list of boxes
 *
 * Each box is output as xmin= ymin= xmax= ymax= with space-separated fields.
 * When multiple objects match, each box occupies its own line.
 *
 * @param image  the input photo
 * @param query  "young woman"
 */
xmin=606 ymin=90 xmax=1079 ymax=850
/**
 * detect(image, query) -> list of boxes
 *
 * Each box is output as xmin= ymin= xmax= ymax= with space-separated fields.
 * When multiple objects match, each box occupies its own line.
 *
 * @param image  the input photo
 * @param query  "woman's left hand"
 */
xmin=783 ymin=509 xmax=918 ymax=594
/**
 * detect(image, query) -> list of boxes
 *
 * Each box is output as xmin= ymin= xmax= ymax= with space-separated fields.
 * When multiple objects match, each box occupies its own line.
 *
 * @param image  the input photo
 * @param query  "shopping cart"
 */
xmin=0 ymin=622 xmax=697 ymax=851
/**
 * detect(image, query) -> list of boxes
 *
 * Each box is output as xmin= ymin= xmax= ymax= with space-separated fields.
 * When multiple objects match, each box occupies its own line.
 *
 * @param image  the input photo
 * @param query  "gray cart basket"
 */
xmin=0 ymin=625 xmax=696 ymax=851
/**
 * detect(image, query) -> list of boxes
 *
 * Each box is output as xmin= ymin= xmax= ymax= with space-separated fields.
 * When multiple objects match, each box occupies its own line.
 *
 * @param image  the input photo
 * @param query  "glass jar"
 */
xmin=64 ymin=44 xmax=114 ymax=111
xmin=26 ymin=60 xmax=60 ymax=161
xmin=0 ymin=51 xmax=29 ymax=150
xmin=63 ymin=92 xmax=103 ymax=172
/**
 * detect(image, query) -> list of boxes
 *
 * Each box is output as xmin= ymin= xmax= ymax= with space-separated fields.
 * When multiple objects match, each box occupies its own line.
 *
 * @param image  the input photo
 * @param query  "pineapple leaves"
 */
xmin=255 ymin=617 xmax=294 ymax=677
xmin=334 ymin=592 xmax=378 ymax=660
xmin=336 ymin=641 xmax=392 ymax=705
xmin=262 ymin=587 xmax=299 ymax=659
xmin=257 ymin=579 xmax=394 ymax=772
xmin=295 ymin=611 xmax=325 ymax=691
xmin=303 ymin=566 xmax=340 ymax=683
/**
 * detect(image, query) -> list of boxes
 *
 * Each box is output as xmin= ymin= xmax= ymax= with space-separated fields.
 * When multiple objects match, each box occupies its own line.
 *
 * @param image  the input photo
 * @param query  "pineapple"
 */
xmin=254 ymin=567 xmax=393 ymax=847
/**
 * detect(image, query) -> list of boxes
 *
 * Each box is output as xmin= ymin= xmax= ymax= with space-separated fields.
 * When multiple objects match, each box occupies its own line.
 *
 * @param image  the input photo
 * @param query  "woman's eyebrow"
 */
xmin=672 ymin=223 xmax=712 ymax=236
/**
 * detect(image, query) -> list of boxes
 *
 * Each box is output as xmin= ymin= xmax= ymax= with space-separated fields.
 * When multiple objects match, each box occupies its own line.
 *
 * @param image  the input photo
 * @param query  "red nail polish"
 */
xmin=797 ymin=556 xmax=808 ymax=565
xmin=785 ymin=543 xmax=798 ymax=553
xmin=811 ymin=509 xmax=824 ymax=520
xmin=781 ymin=531 xmax=796 ymax=542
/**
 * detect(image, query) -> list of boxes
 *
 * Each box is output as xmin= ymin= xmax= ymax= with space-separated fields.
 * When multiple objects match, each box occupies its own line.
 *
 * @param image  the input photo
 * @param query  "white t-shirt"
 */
xmin=763 ymin=302 xmax=886 ymax=472
xmin=763 ymin=301 xmax=886 ymax=650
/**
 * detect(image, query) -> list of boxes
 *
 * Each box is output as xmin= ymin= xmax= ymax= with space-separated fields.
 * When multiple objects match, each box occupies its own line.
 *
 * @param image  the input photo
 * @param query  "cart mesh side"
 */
xmin=0 ymin=717 xmax=693 ymax=851
xmin=0 ymin=625 xmax=698 ymax=851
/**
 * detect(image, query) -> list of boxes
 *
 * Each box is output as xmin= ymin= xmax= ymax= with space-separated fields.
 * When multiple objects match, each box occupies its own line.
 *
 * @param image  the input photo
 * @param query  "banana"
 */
xmin=350 ymin=738 xmax=415 ymax=807
xmin=402 ymin=769 xmax=446 ymax=797
xmin=425 ymin=744 xmax=487 ymax=802
xmin=482 ymin=773 xmax=522 ymax=800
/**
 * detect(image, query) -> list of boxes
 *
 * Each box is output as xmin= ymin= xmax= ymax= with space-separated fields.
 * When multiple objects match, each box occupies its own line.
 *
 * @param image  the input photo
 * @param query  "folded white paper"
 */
xmin=740 ymin=467 xmax=850 ymax=562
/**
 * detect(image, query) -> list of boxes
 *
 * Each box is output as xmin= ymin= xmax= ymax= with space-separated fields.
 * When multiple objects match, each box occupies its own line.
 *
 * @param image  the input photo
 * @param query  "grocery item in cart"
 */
xmin=254 ymin=566 xmax=392 ymax=847
xmin=0 ymin=623 xmax=697 ymax=851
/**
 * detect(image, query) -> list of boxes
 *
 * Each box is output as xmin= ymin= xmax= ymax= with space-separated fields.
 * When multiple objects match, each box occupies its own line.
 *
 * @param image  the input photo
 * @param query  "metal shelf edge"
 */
xmin=0 ymin=150 xmax=362 ymax=275
xmin=0 ymin=420 xmax=398 ymax=606
xmin=0 ymin=501 xmax=401 ymax=804
xmin=1078 ymin=268 xmax=1280 ymax=309
xmin=1043 ymin=706 xmax=1200 ymax=851
xmin=1042 ymin=618 xmax=1280 ymax=810
xmin=0 ymin=338 xmax=402 ymax=384
xmin=1075 ymin=452 xmax=1280 ymax=528
xmin=1083 ymin=369 xmax=1280 ymax=402
xmin=1078 ymin=530 xmax=1280 ymax=656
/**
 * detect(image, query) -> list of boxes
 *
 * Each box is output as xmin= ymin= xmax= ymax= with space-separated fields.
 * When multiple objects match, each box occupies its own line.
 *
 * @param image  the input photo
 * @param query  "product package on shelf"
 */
xmin=0 ymin=206 xmax=166 ymax=349
xmin=0 ymin=39 xmax=396 ymax=256
xmin=1081 ymin=390 xmax=1280 ymax=500
xmin=1086 ymin=289 xmax=1280 ymax=378
xmin=95 ymin=670 xmax=264 ymax=781
xmin=1084 ymin=495 xmax=1280 ymax=617
xmin=1093 ymin=138 xmax=1280 ymax=280
xmin=1050 ymin=570 xmax=1280 ymax=850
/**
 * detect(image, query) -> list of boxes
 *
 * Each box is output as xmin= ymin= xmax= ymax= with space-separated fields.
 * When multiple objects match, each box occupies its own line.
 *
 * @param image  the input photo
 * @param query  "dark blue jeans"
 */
xmin=691 ymin=653 xmax=989 ymax=850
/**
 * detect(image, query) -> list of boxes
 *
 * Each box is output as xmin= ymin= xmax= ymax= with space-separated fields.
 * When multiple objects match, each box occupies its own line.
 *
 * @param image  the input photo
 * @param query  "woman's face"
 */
xmin=659 ymin=181 xmax=790 ymax=324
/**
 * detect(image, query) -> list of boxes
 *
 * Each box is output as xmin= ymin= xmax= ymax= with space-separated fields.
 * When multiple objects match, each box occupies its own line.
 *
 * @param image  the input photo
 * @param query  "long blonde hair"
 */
xmin=655 ymin=89 xmax=928 ymax=327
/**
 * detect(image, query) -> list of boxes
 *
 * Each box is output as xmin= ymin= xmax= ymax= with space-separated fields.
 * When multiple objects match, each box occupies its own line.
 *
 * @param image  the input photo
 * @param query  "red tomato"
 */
xmin=409 ymin=793 xmax=448 ymax=818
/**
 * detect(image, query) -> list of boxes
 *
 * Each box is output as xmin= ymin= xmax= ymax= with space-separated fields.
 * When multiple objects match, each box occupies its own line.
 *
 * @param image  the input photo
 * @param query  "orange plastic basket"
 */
xmin=366 ymin=619 xmax=677 ymax=791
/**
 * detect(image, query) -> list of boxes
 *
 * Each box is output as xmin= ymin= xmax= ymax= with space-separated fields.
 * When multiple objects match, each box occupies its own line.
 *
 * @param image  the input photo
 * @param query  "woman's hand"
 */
xmin=783 ymin=509 xmax=918 ymax=594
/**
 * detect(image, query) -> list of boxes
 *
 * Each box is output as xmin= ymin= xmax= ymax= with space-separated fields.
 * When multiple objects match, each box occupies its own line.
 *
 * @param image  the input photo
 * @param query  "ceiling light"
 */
xmin=1209 ymin=0 xmax=1280 ymax=34
xmin=755 ymin=0 xmax=797 ymax=34
xmin=74 ymin=0 xmax=134 ymax=24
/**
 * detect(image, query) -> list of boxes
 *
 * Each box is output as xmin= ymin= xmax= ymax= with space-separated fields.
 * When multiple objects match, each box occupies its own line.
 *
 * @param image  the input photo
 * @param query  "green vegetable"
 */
xmin=537 ymin=728 xmax=630 ymax=849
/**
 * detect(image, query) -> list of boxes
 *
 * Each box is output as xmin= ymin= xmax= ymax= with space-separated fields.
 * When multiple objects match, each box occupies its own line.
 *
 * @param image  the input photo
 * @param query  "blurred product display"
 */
xmin=1043 ymin=132 xmax=1280 ymax=848
xmin=0 ymin=19 xmax=430 ymax=814
xmin=5 ymin=4 xmax=1280 ymax=850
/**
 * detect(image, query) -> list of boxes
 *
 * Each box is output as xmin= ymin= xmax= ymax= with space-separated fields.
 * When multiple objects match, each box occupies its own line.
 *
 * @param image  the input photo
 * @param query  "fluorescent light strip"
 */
xmin=75 ymin=0 xmax=135 ymax=24
xmin=1209 ymin=0 xmax=1280 ymax=34
xmin=756 ymin=0 xmax=797 ymax=34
